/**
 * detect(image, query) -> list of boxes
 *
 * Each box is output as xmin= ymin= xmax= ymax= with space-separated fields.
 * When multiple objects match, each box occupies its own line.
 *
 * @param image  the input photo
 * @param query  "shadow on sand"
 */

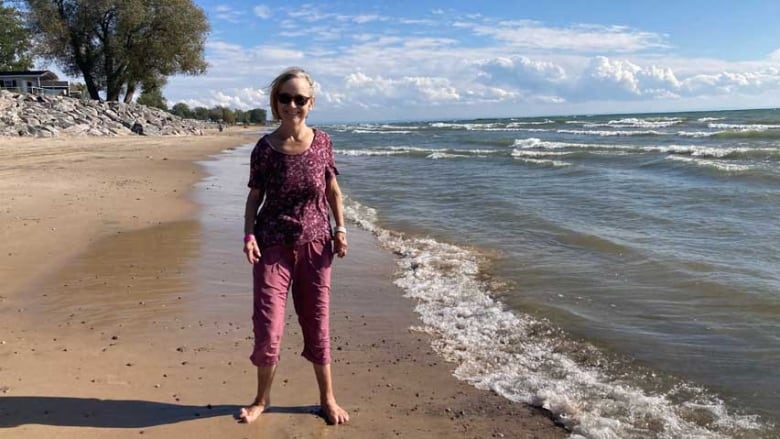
xmin=0 ymin=396 xmax=321 ymax=428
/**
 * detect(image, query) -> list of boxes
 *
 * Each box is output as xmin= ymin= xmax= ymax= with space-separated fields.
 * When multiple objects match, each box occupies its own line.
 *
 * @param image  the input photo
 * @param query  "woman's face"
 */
xmin=275 ymin=76 xmax=314 ymax=124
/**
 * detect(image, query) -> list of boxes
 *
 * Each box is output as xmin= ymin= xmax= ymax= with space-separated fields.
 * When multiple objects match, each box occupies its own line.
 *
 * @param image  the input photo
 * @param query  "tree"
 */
xmin=192 ymin=106 xmax=209 ymax=120
xmin=0 ymin=1 xmax=34 ymax=70
xmin=25 ymin=0 xmax=209 ymax=101
xmin=170 ymin=102 xmax=192 ymax=119
xmin=234 ymin=109 xmax=246 ymax=125
xmin=136 ymin=86 xmax=167 ymax=110
xmin=248 ymin=108 xmax=267 ymax=124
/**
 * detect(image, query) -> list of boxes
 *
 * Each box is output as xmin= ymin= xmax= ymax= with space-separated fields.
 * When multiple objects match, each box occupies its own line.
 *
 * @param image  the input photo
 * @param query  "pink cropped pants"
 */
xmin=250 ymin=239 xmax=333 ymax=366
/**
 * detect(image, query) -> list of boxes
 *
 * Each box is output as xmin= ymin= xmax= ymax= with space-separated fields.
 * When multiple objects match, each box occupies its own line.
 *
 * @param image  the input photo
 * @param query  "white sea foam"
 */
xmin=507 ymin=119 xmax=555 ymax=127
xmin=584 ymin=117 xmax=684 ymax=129
xmin=677 ymin=130 xmax=718 ymax=137
xmin=557 ymin=129 xmax=665 ymax=136
xmin=665 ymin=155 xmax=753 ymax=172
xmin=697 ymin=117 xmax=725 ymax=122
xmin=342 ymin=196 xmax=766 ymax=439
xmin=648 ymin=145 xmax=779 ymax=159
xmin=513 ymin=138 xmax=636 ymax=152
xmin=427 ymin=152 xmax=472 ymax=159
xmin=708 ymin=123 xmax=780 ymax=130
xmin=336 ymin=149 xmax=410 ymax=156
xmin=429 ymin=121 xmax=554 ymax=132
xmin=514 ymin=157 xmax=572 ymax=167
xmin=337 ymin=146 xmax=503 ymax=158
xmin=511 ymin=149 xmax=574 ymax=158
xmin=429 ymin=122 xmax=500 ymax=130
xmin=350 ymin=129 xmax=414 ymax=134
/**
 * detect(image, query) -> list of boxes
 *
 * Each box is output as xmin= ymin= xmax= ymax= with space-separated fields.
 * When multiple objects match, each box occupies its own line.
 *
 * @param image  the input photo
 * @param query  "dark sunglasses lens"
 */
xmin=278 ymin=94 xmax=308 ymax=106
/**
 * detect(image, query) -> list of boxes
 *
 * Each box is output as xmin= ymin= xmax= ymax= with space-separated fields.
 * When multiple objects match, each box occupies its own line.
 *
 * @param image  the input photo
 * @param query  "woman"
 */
xmin=239 ymin=67 xmax=349 ymax=425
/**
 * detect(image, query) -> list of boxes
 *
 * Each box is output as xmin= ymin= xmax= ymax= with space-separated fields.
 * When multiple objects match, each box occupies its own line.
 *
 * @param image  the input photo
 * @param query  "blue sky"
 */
xmin=126 ymin=1 xmax=780 ymax=122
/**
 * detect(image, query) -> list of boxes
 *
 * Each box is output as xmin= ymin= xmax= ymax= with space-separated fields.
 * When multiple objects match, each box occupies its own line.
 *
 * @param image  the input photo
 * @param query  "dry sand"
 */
xmin=0 ymin=130 xmax=566 ymax=438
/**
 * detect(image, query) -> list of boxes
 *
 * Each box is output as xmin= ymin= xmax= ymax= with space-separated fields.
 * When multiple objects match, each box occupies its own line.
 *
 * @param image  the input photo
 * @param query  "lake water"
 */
xmin=210 ymin=109 xmax=780 ymax=438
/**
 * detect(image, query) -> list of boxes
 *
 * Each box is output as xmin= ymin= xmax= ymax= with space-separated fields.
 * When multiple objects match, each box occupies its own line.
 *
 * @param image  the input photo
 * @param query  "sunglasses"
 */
xmin=277 ymin=93 xmax=311 ymax=106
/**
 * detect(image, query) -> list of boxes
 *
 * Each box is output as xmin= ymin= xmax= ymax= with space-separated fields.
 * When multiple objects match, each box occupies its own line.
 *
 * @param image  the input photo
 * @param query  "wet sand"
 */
xmin=0 ymin=131 xmax=566 ymax=438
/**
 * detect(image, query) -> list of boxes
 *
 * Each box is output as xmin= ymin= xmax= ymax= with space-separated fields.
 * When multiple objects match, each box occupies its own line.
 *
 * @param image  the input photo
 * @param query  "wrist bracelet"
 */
xmin=244 ymin=234 xmax=256 ymax=244
xmin=334 ymin=226 xmax=347 ymax=235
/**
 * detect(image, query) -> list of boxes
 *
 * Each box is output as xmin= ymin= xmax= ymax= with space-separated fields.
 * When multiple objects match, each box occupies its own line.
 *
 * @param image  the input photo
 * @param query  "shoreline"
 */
xmin=0 ymin=129 xmax=257 ymax=299
xmin=0 ymin=132 xmax=566 ymax=438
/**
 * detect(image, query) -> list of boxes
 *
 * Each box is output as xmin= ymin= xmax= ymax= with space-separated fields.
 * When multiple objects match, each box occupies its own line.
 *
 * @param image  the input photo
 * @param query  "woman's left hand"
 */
xmin=334 ymin=233 xmax=348 ymax=258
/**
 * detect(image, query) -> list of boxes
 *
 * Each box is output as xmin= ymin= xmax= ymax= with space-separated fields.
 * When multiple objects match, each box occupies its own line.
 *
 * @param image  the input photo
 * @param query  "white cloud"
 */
xmin=253 ymin=5 xmax=271 ymax=19
xmin=162 ymin=8 xmax=780 ymax=121
xmin=214 ymin=5 xmax=242 ymax=23
xmin=577 ymin=56 xmax=681 ymax=99
xmin=681 ymin=69 xmax=780 ymax=96
xmin=459 ymin=20 xmax=669 ymax=53
xmin=477 ymin=56 xmax=567 ymax=89
xmin=339 ymin=72 xmax=459 ymax=107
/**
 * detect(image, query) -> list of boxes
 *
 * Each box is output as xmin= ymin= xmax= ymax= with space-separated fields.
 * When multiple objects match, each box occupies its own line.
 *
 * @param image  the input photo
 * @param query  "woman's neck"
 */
xmin=275 ymin=122 xmax=310 ymax=141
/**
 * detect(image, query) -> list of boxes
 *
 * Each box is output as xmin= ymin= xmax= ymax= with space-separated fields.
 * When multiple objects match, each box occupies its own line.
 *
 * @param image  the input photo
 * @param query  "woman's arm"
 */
xmin=326 ymin=176 xmax=348 ymax=258
xmin=243 ymin=188 xmax=263 ymax=264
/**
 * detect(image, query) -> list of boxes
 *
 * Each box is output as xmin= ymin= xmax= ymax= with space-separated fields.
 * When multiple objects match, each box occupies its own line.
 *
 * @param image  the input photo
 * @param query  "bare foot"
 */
xmin=321 ymin=400 xmax=349 ymax=425
xmin=238 ymin=399 xmax=268 ymax=423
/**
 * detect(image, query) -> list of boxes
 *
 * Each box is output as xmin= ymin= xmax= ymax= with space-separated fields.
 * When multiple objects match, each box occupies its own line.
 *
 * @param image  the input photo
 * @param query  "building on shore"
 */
xmin=0 ymin=70 xmax=70 ymax=96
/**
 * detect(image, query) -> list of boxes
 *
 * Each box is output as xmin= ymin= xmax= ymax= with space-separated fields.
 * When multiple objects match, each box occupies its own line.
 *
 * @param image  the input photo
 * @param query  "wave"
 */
xmin=712 ymin=130 xmax=780 ymax=140
xmin=513 ymin=137 xmax=636 ymax=153
xmin=708 ymin=123 xmax=780 ymax=130
xmin=506 ymin=119 xmax=556 ymax=126
xmin=677 ymin=130 xmax=717 ymax=138
xmin=343 ymin=196 xmax=769 ymax=439
xmin=349 ymin=129 xmax=415 ymax=134
xmin=426 ymin=152 xmax=473 ymax=159
xmin=429 ymin=122 xmax=501 ymax=130
xmin=513 ymin=138 xmax=780 ymax=161
xmin=513 ymin=157 xmax=572 ymax=167
xmin=336 ymin=146 xmax=503 ymax=158
xmin=557 ymin=129 xmax=665 ymax=136
xmin=665 ymin=155 xmax=754 ymax=172
xmin=651 ymin=145 xmax=780 ymax=160
xmin=583 ymin=117 xmax=684 ymax=129
xmin=332 ymin=124 xmax=421 ymax=133
xmin=336 ymin=149 xmax=411 ymax=156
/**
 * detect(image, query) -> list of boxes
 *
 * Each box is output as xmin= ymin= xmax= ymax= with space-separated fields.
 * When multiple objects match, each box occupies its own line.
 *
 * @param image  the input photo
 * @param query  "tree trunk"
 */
xmin=123 ymin=80 xmax=137 ymax=103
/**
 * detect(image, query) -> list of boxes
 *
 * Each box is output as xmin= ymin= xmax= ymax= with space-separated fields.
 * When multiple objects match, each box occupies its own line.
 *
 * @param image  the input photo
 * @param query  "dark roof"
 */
xmin=0 ymin=70 xmax=59 ymax=80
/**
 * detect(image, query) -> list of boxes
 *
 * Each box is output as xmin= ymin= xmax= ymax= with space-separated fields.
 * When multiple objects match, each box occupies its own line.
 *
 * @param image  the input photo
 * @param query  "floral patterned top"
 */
xmin=247 ymin=129 xmax=339 ymax=248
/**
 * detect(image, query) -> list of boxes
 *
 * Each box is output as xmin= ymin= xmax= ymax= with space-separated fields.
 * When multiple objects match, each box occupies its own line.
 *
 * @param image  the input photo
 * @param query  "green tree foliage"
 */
xmin=192 ymin=106 xmax=209 ymax=121
xmin=0 ymin=1 xmax=34 ymax=70
xmin=167 ymin=100 xmax=266 ymax=125
xmin=208 ymin=105 xmax=236 ymax=124
xmin=136 ymin=86 xmax=167 ymax=110
xmin=170 ymin=102 xmax=192 ymax=119
xmin=24 ymin=0 xmax=209 ymax=101
xmin=233 ymin=109 xmax=246 ymax=125
xmin=248 ymin=108 xmax=267 ymax=124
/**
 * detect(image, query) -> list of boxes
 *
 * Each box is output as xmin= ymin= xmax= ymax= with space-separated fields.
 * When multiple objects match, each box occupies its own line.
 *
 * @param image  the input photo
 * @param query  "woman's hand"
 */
xmin=244 ymin=239 xmax=262 ymax=264
xmin=333 ymin=233 xmax=348 ymax=258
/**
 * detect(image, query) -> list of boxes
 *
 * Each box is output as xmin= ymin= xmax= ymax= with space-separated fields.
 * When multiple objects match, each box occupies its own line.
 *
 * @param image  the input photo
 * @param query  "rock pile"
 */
xmin=0 ymin=90 xmax=214 ymax=137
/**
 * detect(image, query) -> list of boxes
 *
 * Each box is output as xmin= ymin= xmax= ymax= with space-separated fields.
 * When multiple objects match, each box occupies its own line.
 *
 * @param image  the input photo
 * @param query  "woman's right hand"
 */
xmin=244 ymin=239 xmax=262 ymax=264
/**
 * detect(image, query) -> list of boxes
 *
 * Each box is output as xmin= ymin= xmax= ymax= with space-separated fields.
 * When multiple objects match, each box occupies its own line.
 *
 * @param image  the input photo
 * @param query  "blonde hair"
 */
xmin=269 ymin=67 xmax=315 ymax=121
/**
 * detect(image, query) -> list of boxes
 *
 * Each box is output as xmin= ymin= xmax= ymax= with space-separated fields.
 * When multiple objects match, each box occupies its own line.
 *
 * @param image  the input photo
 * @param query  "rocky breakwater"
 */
xmin=0 ymin=90 xmax=214 ymax=137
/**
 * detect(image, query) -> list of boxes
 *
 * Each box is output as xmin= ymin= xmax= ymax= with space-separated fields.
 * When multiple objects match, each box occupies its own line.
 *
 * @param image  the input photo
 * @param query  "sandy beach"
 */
xmin=0 ymin=130 xmax=566 ymax=438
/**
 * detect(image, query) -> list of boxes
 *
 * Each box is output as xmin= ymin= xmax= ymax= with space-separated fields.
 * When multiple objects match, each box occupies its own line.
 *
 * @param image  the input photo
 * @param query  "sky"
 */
xmin=56 ymin=0 xmax=780 ymax=122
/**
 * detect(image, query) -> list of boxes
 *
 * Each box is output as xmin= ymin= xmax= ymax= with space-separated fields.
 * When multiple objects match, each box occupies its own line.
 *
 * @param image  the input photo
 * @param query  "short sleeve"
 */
xmin=247 ymin=139 xmax=265 ymax=189
xmin=323 ymin=132 xmax=339 ymax=180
